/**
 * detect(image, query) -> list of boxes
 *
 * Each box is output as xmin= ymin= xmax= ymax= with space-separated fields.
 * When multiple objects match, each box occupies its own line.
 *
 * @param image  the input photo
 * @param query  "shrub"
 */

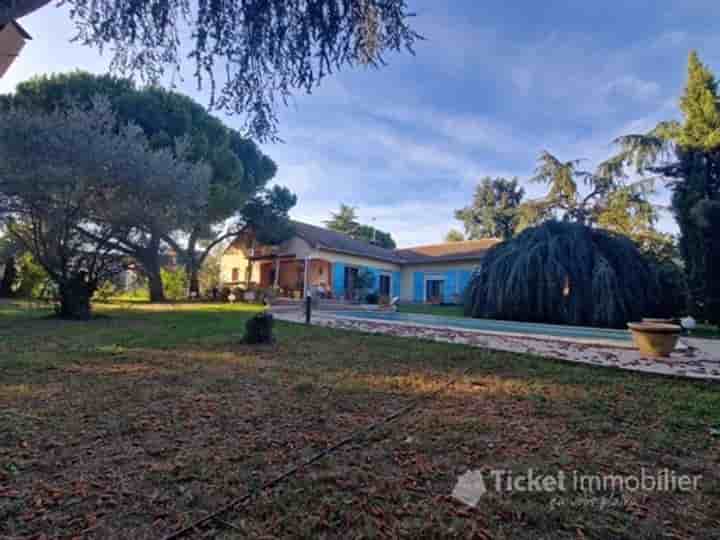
xmin=365 ymin=292 xmax=380 ymax=305
xmin=93 ymin=281 xmax=117 ymax=303
xmin=243 ymin=312 xmax=274 ymax=344
xmin=465 ymin=221 xmax=682 ymax=328
xmin=161 ymin=267 xmax=188 ymax=301
xmin=14 ymin=253 xmax=50 ymax=299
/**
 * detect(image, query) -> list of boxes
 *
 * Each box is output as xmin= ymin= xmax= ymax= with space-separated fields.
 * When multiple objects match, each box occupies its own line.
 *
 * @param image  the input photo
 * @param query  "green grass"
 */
xmin=1 ymin=300 xmax=719 ymax=539
xmin=694 ymin=323 xmax=720 ymax=340
xmin=398 ymin=303 xmax=466 ymax=318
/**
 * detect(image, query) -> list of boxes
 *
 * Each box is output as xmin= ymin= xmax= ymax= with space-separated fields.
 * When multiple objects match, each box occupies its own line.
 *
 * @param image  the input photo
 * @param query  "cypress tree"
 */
xmin=674 ymin=52 xmax=720 ymax=319
xmin=607 ymin=52 xmax=720 ymax=321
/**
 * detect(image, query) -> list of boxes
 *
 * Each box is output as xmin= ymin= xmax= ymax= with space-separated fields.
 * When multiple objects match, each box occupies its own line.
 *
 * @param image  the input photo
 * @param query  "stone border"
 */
xmin=273 ymin=311 xmax=720 ymax=382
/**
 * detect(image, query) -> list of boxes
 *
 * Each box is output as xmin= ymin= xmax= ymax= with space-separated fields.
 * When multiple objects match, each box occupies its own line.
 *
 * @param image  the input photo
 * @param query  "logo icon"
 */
xmin=451 ymin=470 xmax=487 ymax=507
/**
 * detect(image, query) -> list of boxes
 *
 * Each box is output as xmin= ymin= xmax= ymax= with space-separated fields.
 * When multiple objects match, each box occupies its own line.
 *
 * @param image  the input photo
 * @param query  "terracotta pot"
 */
xmin=627 ymin=322 xmax=682 ymax=358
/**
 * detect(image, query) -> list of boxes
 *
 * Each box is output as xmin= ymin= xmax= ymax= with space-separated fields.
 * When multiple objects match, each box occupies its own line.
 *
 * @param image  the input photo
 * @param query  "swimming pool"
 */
xmin=333 ymin=310 xmax=634 ymax=344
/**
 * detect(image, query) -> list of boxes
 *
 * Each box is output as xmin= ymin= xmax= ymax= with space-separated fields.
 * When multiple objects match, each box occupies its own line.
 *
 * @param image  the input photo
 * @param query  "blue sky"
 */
xmin=3 ymin=1 xmax=720 ymax=246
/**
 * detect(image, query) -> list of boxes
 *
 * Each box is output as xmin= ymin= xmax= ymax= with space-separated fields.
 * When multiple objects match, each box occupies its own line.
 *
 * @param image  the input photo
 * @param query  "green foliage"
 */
xmin=325 ymin=204 xmax=396 ymax=248
xmin=243 ymin=186 xmax=298 ymax=246
xmin=455 ymin=177 xmax=525 ymax=240
xmin=198 ymin=249 xmax=223 ymax=294
xmin=4 ymin=72 xmax=288 ymax=303
xmin=355 ymin=225 xmax=396 ymax=249
xmin=0 ymin=98 xmax=208 ymax=317
xmin=603 ymin=52 xmax=720 ymax=319
xmin=679 ymin=52 xmax=720 ymax=150
xmin=52 ymin=1 xmax=420 ymax=141
xmin=465 ymin=221 xmax=680 ymax=328
xmin=161 ymin=268 xmax=189 ymax=301
xmin=524 ymin=152 xmax=659 ymax=239
xmin=354 ymin=269 xmax=375 ymax=293
xmin=13 ymin=253 xmax=50 ymax=299
xmin=444 ymin=229 xmax=465 ymax=242
xmin=93 ymin=281 xmax=118 ymax=303
xmin=692 ymin=200 xmax=720 ymax=324
xmin=325 ymin=204 xmax=361 ymax=234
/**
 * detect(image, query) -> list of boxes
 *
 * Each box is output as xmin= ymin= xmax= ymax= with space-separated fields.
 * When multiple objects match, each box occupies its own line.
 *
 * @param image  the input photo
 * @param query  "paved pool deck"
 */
xmin=272 ymin=309 xmax=720 ymax=382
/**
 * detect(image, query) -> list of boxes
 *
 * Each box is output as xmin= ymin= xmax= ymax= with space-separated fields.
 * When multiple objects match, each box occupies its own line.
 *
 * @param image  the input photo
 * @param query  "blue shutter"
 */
xmin=333 ymin=263 xmax=345 ymax=298
xmin=445 ymin=271 xmax=457 ymax=303
xmin=413 ymin=272 xmax=424 ymax=302
xmin=392 ymin=271 xmax=402 ymax=298
xmin=458 ymin=270 xmax=473 ymax=296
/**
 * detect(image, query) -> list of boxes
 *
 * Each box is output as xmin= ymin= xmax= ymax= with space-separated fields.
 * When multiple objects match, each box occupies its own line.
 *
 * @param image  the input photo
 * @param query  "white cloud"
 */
xmin=603 ymin=75 xmax=660 ymax=101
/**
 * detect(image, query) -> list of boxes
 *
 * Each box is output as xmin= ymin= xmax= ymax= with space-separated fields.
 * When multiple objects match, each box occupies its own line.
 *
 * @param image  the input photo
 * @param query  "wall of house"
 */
xmin=400 ymin=261 xmax=480 ymax=304
xmin=221 ymin=236 xmax=313 ymax=286
xmin=221 ymin=249 xmax=256 ymax=284
xmin=315 ymin=250 xmax=401 ymax=299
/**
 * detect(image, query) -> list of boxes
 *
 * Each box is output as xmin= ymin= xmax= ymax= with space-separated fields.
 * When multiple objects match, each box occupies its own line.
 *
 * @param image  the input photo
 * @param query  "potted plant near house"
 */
xmin=627 ymin=321 xmax=682 ymax=358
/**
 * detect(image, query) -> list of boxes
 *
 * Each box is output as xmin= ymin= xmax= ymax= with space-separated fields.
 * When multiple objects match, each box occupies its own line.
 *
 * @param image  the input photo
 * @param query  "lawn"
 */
xmin=1 ymin=301 xmax=719 ymax=539
xmin=398 ymin=303 xmax=466 ymax=318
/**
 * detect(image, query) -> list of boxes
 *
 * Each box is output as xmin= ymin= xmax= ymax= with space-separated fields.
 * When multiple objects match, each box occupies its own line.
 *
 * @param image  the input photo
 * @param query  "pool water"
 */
xmin=335 ymin=311 xmax=633 ymax=343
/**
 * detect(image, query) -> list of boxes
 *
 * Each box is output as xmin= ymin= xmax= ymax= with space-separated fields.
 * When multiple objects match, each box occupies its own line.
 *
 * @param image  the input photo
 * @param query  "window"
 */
xmin=379 ymin=274 xmax=391 ymax=296
xmin=231 ymin=268 xmax=240 ymax=282
xmin=425 ymin=279 xmax=444 ymax=303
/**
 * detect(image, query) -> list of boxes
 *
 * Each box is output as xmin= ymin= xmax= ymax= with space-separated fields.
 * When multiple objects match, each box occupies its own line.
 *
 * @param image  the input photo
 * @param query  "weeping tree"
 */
xmin=3 ymin=0 xmax=420 ymax=141
xmin=464 ymin=221 xmax=682 ymax=329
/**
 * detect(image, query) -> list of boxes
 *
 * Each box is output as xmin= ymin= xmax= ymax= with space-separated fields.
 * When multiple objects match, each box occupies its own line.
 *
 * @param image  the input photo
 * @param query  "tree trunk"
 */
xmin=184 ymin=234 xmax=200 ymax=299
xmin=147 ymin=267 xmax=165 ymax=302
xmin=142 ymin=235 xmax=166 ymax=303
xmin=57 ymin=277 xmax=94 ymax=320
xmin=0 ymin=256 xmax=16 ymax=298
xmin=188 ymin=267 xmax=200 ymax=298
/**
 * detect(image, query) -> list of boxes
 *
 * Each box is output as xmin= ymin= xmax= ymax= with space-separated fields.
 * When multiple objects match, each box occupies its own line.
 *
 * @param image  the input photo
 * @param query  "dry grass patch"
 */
xmin=0 ymin=303 xmax=718 ymax=539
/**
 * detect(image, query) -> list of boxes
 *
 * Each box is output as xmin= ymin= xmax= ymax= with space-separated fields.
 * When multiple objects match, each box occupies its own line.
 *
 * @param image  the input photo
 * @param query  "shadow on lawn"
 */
xmin=1 ymin=304 xmax=719 ymax=539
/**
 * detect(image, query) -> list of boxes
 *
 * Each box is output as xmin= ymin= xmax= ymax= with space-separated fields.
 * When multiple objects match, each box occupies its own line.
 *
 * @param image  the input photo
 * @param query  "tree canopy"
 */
xmin=444 ymin=229 xmax=465 ymax=242
xmin=0 ymin=98 xmax=210 ymax=318
xmin=3 ymin=0 xmax=421 ymax=141
xmin=601 ymin=51 xmax=720 ymax=322
xmin=454 ymin=177 xmax=525 ymax=240
xmin=3 ymin=72 xmax=290 ymax=300
xmin=464 ymin=221 xmax=683 ymax=328
xmin=324 ymin=204 xmax=396 ymax=248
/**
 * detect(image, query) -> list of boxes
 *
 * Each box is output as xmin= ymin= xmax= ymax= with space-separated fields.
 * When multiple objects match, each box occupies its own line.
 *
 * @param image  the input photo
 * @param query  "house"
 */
xmin=0 ymin=20 xmax=31 ymax=78
xmin=220 ymin=221 xmax=499 ymax=304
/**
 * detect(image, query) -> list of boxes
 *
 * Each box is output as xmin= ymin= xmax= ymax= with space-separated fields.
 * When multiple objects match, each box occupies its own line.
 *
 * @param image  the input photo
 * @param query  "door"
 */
xmin=344 ymin=267 xmax=359 ymax=299
xmin=379 ymin=274 xmax=391 ymax=297
xmin=425 ymin=279 xmax=444 ymax=303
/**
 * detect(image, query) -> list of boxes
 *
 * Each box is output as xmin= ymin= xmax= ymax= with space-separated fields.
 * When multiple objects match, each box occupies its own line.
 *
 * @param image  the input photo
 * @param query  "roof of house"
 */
xmin=395 ymin=238 xmax=500 ymax=263
xmin=0 ymin=20 xmax=33 ymax=40
xmin=0 ymin=20 xmax=32 ymax=79
xmin=291 ymin=221 xmax=407 ymax=263
xmin=292 ymin=221 xmax=499 ymax=265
